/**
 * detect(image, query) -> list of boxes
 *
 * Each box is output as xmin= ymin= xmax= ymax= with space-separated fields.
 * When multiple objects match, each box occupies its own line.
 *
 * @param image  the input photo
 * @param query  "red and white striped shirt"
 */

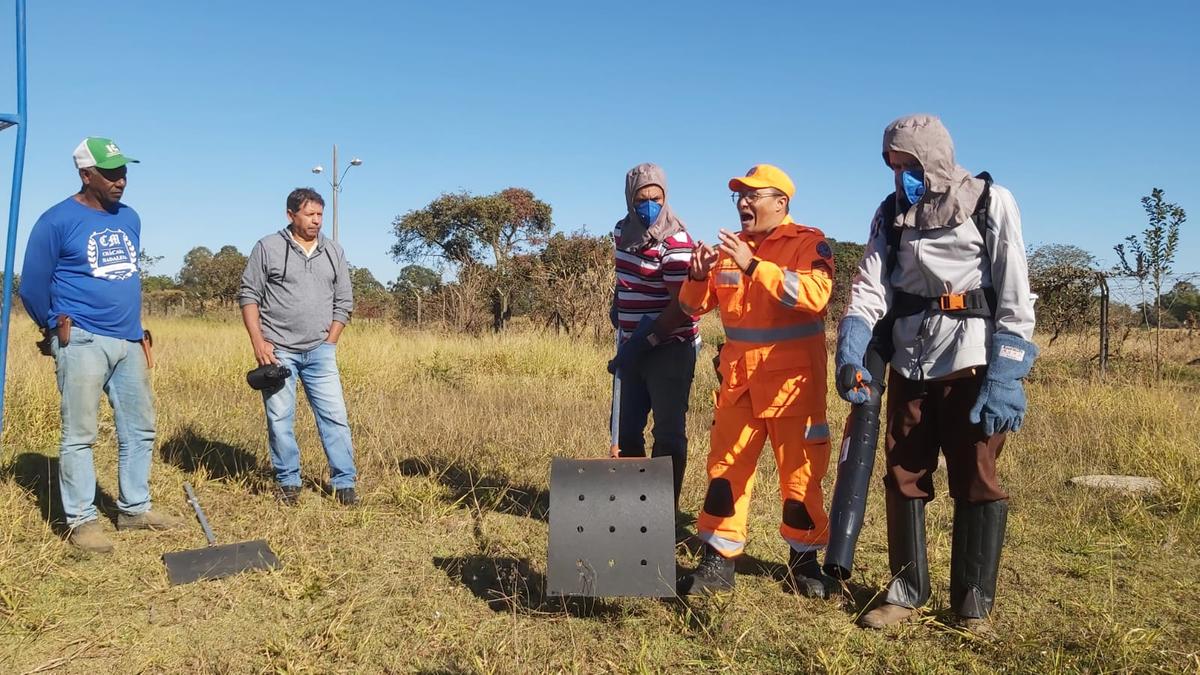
xmin=614 ymin=222 xmax=700 ymax=345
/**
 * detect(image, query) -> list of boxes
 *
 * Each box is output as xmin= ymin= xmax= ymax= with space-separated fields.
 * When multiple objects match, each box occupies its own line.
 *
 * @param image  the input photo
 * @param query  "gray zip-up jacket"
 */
xmin=845 ymin=115 xmax=1036 ymax=380
xmin=238 ymin=229 xmax=353 ymax=352
xmin=845 ymin=184 xmax=1035 ymax=380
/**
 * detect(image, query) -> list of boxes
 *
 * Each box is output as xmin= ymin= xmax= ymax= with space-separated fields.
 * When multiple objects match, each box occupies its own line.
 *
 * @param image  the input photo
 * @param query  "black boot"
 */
xmin=884 ymin=491 xmax=931 ymax=607
xmin=950 ymin=499 xmax=1008 ymax=630
xmin=860 ymin=491 xmax=929 ymax=628
xmin=786 ymin=548 xmax=839 ymax=599
xmin=678 ymin=543 xmax=735 ymax=595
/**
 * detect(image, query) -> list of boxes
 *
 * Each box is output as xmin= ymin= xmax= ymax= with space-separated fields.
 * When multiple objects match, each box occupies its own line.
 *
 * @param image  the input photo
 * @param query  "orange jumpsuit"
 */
xmin=678 ymin=217 xmax=834 ymax=556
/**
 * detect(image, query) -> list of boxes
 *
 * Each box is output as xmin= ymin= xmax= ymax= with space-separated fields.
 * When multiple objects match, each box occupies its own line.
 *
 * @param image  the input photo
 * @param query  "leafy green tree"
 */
xmin=391 ymin=188 xmax=553 ymax=331
xmin=389 ymin=264 xmax=442 ymax=297
xmin=177 ymin=246 xmax=213 ymax=301
xmin=178 ymin=245 xmax=247 ymax=305
xmin=1027 ymin=244 xmax=1099 ymax=344
xmin=388 ymin=264 xmax=442 ymax=325
xmin=143 ymin=274 xmax=178 ymax=292
xmin=826 ymin=239 xmax=865 ymax=322
xmin=1114 ymin=188 xmax=1186 ymax=377
xmin=350 ymin=265 xmax=386 ymax=296
xmin=349 ymin=265 xmax=390 ymax=319
xmin=2 ymin=272 xmax=19 ymax=298
xmin=1161 ymin=280 xmax=1200 ymax=325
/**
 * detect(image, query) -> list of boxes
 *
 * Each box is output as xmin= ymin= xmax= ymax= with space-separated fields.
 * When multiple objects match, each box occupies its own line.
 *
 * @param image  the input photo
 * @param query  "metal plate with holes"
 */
xmin=547 ymin=456 xmax=675 ymax=597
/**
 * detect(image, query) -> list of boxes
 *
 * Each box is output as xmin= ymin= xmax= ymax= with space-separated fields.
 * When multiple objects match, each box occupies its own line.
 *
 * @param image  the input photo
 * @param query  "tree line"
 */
xmin=114 ymin=187 xmax=1191 ymax=360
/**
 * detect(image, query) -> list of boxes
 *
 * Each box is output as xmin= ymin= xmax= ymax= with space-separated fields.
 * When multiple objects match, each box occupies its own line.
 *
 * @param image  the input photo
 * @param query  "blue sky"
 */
xmin=1 ymin=1 xmax=1197 ymax=297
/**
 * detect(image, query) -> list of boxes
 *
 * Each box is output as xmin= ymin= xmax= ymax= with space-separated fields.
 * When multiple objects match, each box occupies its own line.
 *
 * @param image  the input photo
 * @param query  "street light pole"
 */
xmin=311 ymin=144 xmax=362 ymax=243
xmin=332 ymin=143 xmax=339 ymax=242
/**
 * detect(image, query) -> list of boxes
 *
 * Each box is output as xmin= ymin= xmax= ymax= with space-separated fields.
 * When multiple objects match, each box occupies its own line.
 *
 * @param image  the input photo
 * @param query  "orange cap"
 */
xmin=728 ymin=164 xmax=795 ymax=199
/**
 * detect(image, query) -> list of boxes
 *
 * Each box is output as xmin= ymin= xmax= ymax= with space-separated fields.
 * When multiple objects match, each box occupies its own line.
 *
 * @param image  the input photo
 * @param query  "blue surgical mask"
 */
xmin=901 ymin=170 xmax=925 ymax=206
xmin=635 ymin=199 xmax=662 ymax=226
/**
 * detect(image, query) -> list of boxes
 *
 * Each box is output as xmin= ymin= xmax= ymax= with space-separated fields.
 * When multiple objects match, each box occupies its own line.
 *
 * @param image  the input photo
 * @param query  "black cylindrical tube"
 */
xmin=824 ymin=343 xmax=888 ymax=580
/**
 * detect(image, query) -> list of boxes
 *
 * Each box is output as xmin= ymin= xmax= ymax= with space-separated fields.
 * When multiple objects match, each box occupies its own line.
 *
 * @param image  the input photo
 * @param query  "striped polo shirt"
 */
xmin=614 ymin=222 xmax=700 ymax=345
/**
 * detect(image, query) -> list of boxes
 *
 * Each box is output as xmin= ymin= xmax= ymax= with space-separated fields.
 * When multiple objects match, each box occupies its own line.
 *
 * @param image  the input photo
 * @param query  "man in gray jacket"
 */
xmin=239 ymin=187 xmax=358 ymax=506
xmin=836 ymin=115 xmax=1036 ymax=634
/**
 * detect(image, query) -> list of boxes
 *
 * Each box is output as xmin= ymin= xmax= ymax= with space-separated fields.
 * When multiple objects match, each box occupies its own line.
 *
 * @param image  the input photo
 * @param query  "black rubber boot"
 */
xmin=950 ymin=499 xmax=1008 ymax=626
xmin=861 ymin=491 xmax=930 ymax=628
xmin=786 ymin=548 xmax=839 ymax=599
xmin=678 ymin=543 xmax=736 ymax=595
xmin=883 ymin=491 xmax=931 ymax=608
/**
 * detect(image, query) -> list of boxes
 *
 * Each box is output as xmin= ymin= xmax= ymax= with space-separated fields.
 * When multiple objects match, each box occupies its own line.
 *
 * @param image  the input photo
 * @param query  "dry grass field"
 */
xmin=1 ymin=317 xmax=1198 ymax=673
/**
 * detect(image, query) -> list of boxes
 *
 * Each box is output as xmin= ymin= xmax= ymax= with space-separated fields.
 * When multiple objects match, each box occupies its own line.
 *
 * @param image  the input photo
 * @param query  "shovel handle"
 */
xmin=183 ymin=482 xmax=218 ymax=546
xmin=609 ymin=330 xmax=621 ymax=458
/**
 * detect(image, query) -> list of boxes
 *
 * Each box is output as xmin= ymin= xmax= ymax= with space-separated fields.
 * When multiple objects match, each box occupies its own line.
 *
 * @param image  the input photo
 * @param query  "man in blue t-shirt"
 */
xmin=19 ymin=137 xmax=182 ymax=553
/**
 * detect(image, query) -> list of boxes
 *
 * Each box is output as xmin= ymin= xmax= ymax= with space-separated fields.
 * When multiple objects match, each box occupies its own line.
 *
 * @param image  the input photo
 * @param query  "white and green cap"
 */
xmin=73 ymin=137 xmax=139 ymax=170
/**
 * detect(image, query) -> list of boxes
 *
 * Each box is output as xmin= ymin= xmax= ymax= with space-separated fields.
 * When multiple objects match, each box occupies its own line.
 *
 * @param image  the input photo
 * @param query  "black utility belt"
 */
xmin=892 ymin=287 xmax=995 ymax=319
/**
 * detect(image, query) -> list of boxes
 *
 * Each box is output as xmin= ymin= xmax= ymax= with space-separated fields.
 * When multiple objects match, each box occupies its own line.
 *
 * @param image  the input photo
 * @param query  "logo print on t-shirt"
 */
xmin=87 ymin=229 xmax=139 ymax=280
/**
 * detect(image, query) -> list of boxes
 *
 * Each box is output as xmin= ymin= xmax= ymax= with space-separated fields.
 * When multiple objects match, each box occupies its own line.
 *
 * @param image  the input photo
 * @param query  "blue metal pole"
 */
xmin=0 ymin=0 xmax=29 ymax=443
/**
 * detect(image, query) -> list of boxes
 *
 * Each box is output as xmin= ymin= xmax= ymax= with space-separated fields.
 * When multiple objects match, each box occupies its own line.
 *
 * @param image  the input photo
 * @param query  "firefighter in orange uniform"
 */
xmin=677 ymin=164 xmax=838 ymax=598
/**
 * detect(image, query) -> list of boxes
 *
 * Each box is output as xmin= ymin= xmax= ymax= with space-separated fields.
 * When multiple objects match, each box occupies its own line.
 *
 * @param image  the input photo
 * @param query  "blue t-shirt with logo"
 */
xmin=19 ymin=196 xmax=144 ymax=340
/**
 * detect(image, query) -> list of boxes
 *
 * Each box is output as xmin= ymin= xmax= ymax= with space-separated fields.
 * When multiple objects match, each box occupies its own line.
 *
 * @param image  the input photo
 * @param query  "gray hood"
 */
xmin=883 ymin=114 xmax=986 ymax=231
xmin=615 ymin=163 xmax=686 ymax=250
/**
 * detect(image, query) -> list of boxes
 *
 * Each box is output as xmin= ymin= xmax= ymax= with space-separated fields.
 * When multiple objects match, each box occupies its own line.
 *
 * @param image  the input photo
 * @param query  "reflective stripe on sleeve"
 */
xmin=717 ymin=270 xmax=741 ymax=286
xmin=781 ymin=269 xmax=802 ymax=308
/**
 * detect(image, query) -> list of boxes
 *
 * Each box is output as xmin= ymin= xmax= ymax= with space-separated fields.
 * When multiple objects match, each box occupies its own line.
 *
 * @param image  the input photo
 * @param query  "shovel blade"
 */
xmin=162 ymin=539 xmax=281 ymax=585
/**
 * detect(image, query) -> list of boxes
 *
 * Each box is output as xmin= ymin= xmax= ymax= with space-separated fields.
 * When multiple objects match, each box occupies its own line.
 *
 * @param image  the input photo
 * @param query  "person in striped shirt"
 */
xmin=607 ymin=163 xmax=699 ymax=504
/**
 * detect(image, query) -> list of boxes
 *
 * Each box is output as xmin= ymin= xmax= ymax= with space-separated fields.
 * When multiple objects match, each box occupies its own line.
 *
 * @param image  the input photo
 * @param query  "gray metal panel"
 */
xmin=547 ymin=456 xmax=675 ymax=597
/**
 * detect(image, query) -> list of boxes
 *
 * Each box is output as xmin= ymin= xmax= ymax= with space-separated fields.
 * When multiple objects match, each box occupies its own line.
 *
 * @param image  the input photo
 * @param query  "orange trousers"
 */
xmin=696 ymin=397 xmax=831 ymax=557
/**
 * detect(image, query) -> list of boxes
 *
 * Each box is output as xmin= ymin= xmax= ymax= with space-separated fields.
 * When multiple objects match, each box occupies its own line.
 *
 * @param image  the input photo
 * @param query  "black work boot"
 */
xmin=335 ymin=487 xmax=359 ymax=506
xmin=786 ymin=548 xmax=840 ymax=599
xmin=276 ymin=484 xmax=301 ymax=506
xmin=678 ymin=543 xmax=735 ymax=596
xmin=860 ymin=491 xmax=930 ymax=629
xmin=950 ymin=499 xmax=1008 ymax=635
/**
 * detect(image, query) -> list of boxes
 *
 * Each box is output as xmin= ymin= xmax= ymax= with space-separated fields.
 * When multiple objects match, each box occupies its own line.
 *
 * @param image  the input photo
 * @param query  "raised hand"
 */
xmin=717 ymin=229 xmax=754 ymax=271
xmin=689 ymin=241 xmax=719 ymax=280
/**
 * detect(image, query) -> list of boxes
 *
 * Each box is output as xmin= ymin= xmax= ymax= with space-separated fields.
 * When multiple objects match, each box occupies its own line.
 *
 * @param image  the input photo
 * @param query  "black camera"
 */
xmin=246 ymin=364 xmax=291 ymax=391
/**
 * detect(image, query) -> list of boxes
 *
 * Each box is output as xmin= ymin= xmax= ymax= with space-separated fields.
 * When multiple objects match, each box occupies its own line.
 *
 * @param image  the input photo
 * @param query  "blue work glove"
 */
xmin=607 ymin=315 xmax=656 ymax=374
xmin=970 ymin=332 xmax=1039 ymax=435
xmin=836 ymin=316 xmax=874 ymax=404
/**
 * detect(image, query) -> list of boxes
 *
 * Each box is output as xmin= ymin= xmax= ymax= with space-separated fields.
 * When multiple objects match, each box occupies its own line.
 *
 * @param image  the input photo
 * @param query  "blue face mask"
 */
xmin=901 ymin=170 xmax=925 ymax=207
xmin=635 ymin=199 xmax=662 ymax=226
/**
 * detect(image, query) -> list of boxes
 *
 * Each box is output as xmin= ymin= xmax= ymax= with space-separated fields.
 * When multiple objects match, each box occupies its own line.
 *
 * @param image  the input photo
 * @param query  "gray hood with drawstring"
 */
xmin=615 ymin=163 xmax=687 ymax=251
xmin=845 ymin=117 xmax=1036 ymax=380
xmin=884 ymin=114 xmax=988 ymax=232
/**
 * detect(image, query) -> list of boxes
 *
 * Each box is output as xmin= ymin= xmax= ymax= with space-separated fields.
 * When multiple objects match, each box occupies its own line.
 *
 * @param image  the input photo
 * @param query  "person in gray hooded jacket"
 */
xmin=239 ymin=187 xmax=358 ymax=506
xmin=836 ymin=115 xmax=1036 ymax=633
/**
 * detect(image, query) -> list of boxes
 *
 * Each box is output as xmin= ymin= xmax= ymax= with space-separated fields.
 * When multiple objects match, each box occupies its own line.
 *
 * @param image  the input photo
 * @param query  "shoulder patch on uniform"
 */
xmin=816 ymin=241 xmax=832 ymax=259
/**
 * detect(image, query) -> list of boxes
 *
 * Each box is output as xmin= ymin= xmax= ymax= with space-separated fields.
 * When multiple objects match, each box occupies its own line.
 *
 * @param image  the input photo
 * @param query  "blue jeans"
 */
xmin=616 ymin=339 xmax=698 ymax=503
xmin=263 ymin=342 xmax=357 ymax=489
xmin=52 ymin=326 xmax=156 ymax=528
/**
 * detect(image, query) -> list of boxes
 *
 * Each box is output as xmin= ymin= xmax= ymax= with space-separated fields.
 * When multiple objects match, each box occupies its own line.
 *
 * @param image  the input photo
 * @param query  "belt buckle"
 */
xmin=939 ymin=293 xmax=967 ymax=311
